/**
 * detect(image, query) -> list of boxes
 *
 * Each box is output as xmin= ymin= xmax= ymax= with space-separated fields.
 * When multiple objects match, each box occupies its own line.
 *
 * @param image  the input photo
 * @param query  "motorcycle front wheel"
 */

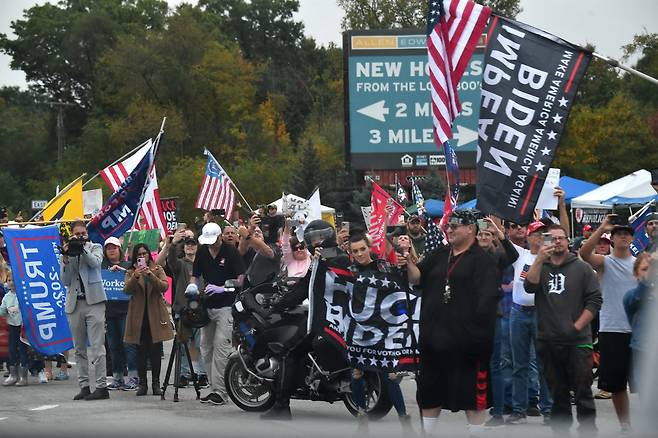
xmin=224 ymin=356 xmax=276 ymax=412
xmin=342 ymin=371 xmax=393 ymax=420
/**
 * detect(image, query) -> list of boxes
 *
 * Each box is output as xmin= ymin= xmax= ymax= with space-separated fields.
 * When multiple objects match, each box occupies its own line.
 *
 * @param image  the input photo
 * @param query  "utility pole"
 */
xmin=45 ymin=101 xmax=76 ymax=162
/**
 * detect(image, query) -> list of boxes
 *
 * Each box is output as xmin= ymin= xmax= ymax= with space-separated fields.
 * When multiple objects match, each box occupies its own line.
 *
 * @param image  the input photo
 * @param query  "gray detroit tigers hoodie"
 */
xmin=524 ymin=253 xmax=602 ymax=345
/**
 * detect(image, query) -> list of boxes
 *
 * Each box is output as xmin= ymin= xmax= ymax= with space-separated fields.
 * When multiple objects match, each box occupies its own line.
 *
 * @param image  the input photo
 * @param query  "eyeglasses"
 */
xmin=552 ymin=236 xmax=567 ymax=242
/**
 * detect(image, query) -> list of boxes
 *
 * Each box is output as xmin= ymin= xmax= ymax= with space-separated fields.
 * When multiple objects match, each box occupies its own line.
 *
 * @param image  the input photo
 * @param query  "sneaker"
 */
xmin=54 ymin=370 xmax=69 ymax=381
xmin=107 ymin=379 xmax=124 ymax=390
xmin=506 ymin=412 xmax=527 ymax=425
xmin=177 ymin=375 xmax=189 ymax=388
xmin=122 ymin=377 xmax=139 ymax=391
xmin=197 ymin=374 xmax=210 ymax=389
xmin=38 ymin=371 xmax=48 ymax=384
xmin=527 ymin=404 xmax=541 ymax=417
xmin=84 ymin=387 xmax=110 ymax=400
xmin=201 ymin=392 xmax=226 ymax=405
xmin=485 ymin=416 xmax=505 ymax=428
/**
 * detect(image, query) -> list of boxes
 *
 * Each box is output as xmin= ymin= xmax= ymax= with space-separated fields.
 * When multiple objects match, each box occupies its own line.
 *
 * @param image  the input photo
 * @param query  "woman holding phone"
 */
xmin=123 ymin=243 xmax=174 ymax=396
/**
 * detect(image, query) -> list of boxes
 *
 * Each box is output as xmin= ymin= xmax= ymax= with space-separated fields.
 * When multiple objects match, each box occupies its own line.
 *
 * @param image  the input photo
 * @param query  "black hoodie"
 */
xmin=524 ymin=253 xmax=602 ymax=345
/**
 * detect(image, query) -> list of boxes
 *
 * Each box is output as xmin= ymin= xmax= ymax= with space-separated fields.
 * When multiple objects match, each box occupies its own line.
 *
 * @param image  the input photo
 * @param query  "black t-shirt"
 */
xmin=417 ymin=243 xmax=500 ymax=353
xmin=193 ymin=243 xmax=246 ymax=308
xmin=260 ymin=214 xmax=284 ymax=244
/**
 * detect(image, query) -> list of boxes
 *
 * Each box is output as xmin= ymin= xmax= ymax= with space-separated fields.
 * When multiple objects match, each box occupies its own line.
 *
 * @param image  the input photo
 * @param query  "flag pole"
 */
xmin=593 ymin=52 xmax=658 ymax=86
xmin=82 ymin=138 xmax=152 ymax=189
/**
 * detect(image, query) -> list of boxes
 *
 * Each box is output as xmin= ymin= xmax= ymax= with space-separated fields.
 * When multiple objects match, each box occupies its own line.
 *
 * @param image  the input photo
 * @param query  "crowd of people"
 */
xmin=1 ymin=194 xmax=658 ymax=437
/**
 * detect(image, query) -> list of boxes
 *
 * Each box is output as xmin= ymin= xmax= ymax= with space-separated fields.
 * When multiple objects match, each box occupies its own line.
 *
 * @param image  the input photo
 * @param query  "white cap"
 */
xmin=104 ymin=236 xmax=122 ymax=248
xmin=198 ymin=222 xmax=222 ymax=245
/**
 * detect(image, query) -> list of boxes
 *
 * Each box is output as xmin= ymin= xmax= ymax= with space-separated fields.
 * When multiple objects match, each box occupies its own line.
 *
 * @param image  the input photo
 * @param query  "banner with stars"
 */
xmin=476 ymin=16 xmax=591 ymax=224
xmin=310 ymin=262 xmax=420 ymax=372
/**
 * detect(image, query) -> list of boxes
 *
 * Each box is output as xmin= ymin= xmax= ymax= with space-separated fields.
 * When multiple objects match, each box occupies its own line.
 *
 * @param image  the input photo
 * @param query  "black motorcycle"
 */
xmin=224 ymin=280 xmax=393 ymax=418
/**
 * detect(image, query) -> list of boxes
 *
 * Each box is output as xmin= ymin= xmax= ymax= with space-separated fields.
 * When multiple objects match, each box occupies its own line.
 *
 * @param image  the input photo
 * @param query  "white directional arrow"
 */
xmin=357 ymin=100 xmax=389 ymax=122
xmin=454 ymin=124 xmax=479 ymax=147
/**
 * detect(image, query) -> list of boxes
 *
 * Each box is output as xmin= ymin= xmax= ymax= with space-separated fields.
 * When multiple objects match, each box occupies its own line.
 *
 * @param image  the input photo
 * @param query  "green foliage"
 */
xmin=622 ymin=33 xmax=658 ymax=109
xmin=337 ymin=0 xmax=520 ymax=30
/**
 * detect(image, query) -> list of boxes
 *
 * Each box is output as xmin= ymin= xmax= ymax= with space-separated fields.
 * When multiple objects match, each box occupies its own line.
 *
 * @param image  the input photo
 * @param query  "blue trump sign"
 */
xmin=102 ymin=269 xmax=129 ymax=301
xmin=344 ymin=30 xmax=484 ymax=170
xmin=3 ymin=225 xmax=73 ymax=356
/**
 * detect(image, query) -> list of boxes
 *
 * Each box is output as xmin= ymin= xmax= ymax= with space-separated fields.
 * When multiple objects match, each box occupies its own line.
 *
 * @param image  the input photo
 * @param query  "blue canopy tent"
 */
xmin=424 ymin=199 xmax=445 ymax=217
xmin=559 ymin=176 xmax=600 ymax=203
xmin=458 ymin=199 xmax=478 ymax=210
xmin=605 ymin=194 xmax=658 ymax=205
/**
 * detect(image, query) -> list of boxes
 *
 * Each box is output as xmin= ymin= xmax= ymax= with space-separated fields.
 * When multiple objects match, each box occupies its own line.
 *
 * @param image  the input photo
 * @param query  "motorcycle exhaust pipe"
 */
xmin=236 ymin=345 xmax=275 ymax=383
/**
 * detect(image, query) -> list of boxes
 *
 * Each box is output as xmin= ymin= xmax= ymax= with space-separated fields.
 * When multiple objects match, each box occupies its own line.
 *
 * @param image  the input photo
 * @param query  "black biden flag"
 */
xmin=476 ymin=17 xmax=591 ymax=224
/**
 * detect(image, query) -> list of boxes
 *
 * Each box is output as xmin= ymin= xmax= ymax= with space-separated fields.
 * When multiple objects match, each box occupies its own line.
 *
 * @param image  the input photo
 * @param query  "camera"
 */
xmin=180 ymin=284 xmax=209 ymax=328
xmin=63 ymin=236 xmax=89 ymax=257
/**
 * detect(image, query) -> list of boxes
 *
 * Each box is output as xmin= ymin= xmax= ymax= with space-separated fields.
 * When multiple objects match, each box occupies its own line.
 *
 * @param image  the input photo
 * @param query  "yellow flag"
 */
xmin=41 ymin=174 xmax=85 ymax=222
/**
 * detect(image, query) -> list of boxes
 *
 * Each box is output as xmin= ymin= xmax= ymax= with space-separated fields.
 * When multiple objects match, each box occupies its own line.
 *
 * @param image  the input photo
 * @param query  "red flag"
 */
xmin=369 ymin=182 xmax=405 ymax=258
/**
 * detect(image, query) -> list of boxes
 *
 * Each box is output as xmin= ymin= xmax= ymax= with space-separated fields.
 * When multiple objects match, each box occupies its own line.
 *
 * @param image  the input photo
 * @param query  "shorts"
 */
xmin=597 ymin=332 xmax=632 ymax=393
xmin=416 ymin=349 xmax=491 ymax=412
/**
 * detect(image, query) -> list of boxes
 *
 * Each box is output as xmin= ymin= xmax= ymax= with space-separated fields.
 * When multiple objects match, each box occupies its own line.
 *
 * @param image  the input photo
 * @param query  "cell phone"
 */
xmin=341 ymin=221 xmax=350 ymax=233
xmin=477 ymin=219 xmax=489 ymax=230
xmin=542 ymin=232 xmax=553 ymax=246
xmin=319 ymin=247 xmax=339 ymax=259
xmin=336 ymin=211 xmax=344 ymax=224
xmin=137 ymin=257 xmax=146 ymax=268
xmin=650 ymin=168 xmax=658 ymax=186
xmin=609 ymin=214 xmax=622 ymax=226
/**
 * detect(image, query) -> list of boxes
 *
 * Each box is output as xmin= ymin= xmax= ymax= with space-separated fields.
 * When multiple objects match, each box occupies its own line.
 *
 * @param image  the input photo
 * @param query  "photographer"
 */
xmin=60 ymin=220 xmax=109 ymax=401
xmin=238 ymin=215 xmax=282 ymax=287
xmin=189 ymin=222 xmax=246 ymax=406
xmin=158 ymin=228 xmax=208 ymax=388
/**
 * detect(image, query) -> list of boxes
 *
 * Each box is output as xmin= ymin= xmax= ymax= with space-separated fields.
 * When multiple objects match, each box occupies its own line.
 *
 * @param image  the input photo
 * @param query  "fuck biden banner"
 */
xmin=3 ymin=225 xmax=73 ymax=356
xmin=476 ymin=16 xmax=590 ymax=224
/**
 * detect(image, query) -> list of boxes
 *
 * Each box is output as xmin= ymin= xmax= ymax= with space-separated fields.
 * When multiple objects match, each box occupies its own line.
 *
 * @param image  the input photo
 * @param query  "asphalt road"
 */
xmin=0 ymin=340 xmax=641 ymax=438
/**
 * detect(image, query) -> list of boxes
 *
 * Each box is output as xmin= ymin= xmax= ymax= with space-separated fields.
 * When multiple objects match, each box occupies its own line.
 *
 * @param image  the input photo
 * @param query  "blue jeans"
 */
xmin=180 ymin=328 xmax=206 ymax=377
xmin=510 ymin=307 xmax=552 ymax=415
xmin=106 ymin=315 xmax=138 ymax=378
xmin=490 ymin=315 xmax=512 ymax=416
xmin=8 ymin=325 xmax=28 ymax=367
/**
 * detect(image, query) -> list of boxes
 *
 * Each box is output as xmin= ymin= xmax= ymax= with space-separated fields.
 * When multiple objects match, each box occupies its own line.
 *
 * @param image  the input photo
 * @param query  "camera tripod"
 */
xmin=161 ymin=323 xmax=202 ymax=402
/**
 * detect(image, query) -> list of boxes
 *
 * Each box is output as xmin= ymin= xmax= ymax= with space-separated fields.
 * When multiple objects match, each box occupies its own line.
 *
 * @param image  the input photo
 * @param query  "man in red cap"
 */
xmin=506 ymin=221 xmax=553 ymax=425
xmin=571 ymin=224 xmax=593 ymax=253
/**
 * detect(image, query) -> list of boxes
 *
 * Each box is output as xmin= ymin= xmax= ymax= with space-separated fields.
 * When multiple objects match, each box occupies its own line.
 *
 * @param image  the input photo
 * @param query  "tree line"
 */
xmin=0 ymin=0 xmax=656 ymax=225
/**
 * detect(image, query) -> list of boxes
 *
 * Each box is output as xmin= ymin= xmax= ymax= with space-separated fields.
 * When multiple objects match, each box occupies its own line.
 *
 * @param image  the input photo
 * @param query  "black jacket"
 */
xmin=417 ymin=242 xmax=500 ymax=353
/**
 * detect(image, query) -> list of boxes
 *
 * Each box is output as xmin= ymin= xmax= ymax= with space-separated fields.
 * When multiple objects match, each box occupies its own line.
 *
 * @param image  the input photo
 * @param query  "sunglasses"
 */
xmin=507 ymin=224 xmax=524 ymax=229
xmin=293 ymin=245 xmax=306 ymax=251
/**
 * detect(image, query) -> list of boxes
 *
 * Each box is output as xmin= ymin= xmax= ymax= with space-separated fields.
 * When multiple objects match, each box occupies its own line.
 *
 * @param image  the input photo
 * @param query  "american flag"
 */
xmin=195 ymin=149 xmax=236 ymax=217
xmin=425 ymin=215 xmax=446 ymax=253
xmin=427 ymin=0 xmax=490 ymax=145
xmin=100 ymin=138 xmax=168 ymax=239
xmin=411 ymin=180 xmax=425 ymax=213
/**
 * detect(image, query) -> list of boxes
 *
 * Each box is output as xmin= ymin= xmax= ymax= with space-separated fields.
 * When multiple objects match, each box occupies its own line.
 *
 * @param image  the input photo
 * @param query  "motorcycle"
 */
xmin=224 ymin=279 xmax=393 ymax=419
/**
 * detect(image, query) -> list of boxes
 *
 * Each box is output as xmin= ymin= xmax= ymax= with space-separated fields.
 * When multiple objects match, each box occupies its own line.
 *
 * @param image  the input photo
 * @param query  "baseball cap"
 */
xmin=527 ymin=221 xmax=547 ymax=235
xmin=198 ymin=222 xmax=222 ymax=245
xmin=583 ymin=224 xmax=593 ymax=232
xmin=407 ymin=214 xmax=421 ymax=223
xmin=599 ymin=233 xmax=611 ymax=242
xmin=103 ymin=236 xmax=121 ymax=248
xmin=448 ymin=209 xmax=479 ymax=226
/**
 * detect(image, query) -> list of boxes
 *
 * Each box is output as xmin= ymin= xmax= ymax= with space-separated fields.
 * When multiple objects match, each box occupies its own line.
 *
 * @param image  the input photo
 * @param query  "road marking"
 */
xmin=0 ymin=417 xmax=8 ymax=421
xmin=30 ymin=405 xmax=59 ymax=411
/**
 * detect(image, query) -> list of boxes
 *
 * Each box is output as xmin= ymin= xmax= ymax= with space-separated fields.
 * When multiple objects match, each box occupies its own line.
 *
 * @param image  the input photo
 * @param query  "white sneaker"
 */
xmin=38 ymin=371 xmax=48 ymax=384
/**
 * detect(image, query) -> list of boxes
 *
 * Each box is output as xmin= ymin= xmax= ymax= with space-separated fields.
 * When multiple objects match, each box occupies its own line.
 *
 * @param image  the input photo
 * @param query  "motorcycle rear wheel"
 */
xmin=342 ymin=371 xmax=393 ymax=420
xmin=224 ymin=356 xmax=276 ymax=412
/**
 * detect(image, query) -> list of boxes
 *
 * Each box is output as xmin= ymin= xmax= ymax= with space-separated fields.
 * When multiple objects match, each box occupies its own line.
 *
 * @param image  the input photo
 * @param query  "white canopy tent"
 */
xmin=570 ymin=169 xmax=656 ymax=209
